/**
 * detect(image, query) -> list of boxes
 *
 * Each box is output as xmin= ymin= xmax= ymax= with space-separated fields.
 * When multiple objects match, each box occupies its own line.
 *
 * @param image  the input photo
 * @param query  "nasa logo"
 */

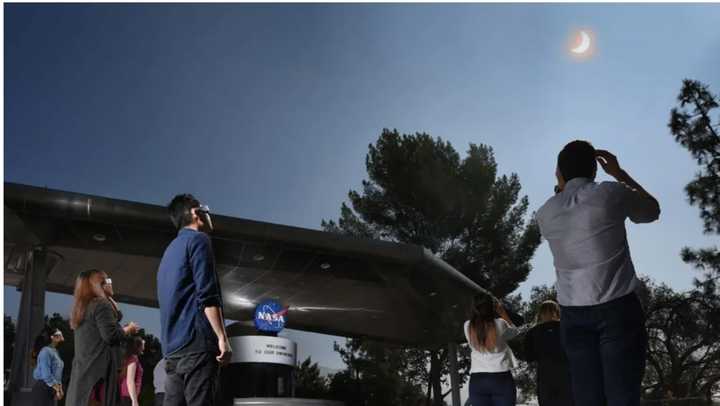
xmin=254 ymin=299 xmax=288 ymax=333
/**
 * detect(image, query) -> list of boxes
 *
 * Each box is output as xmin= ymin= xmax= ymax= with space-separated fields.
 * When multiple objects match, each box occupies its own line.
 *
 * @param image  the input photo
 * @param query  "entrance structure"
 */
xmin=4 ymin=182 xmax=488 ymax=406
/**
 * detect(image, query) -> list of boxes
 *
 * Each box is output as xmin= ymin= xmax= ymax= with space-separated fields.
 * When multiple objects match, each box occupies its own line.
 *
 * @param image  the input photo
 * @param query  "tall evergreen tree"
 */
xmin=669 ymin=79 xmax=720 ymax=278
xmin=664 ymin=79 xmax=720 ymax=400
xmin=323 ymin=129 xmax=541 ymax=405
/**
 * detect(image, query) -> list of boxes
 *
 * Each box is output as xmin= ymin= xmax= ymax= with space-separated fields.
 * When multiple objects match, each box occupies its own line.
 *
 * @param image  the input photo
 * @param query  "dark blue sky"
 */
xmin=5 ymin=4 xmax=720 ymax=376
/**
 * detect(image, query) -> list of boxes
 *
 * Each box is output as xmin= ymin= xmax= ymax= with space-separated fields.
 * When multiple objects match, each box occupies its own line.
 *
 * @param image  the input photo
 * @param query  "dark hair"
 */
xmin=168 ymin=194 xmax=200 ymax=230
xmin=31 ymin=328 xmax=60 ymax=366
xmin=121 ymin=336 xmax=145 ymax=377
xmin=32 ymin=330 xmax=51 ymax=356
xmin=468 ymin=293 xmax=498 ymax=351
xmin=126 ymin=335 xmax=144 ymax=356
xmin=557 ymin=140 xmax=597 ymax=182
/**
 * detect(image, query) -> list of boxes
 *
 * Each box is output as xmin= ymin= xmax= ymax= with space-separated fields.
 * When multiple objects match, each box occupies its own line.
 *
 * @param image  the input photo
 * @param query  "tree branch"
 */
xmin=692 ymin=93 xmax=720 ymax=142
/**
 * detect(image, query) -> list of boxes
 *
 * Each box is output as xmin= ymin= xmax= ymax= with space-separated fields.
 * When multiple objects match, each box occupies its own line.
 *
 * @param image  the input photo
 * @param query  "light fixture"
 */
xmin=429 ymin=291 xmax=437 ymax=297
xmin=93 ymin=233 xmax=106 ymax=242
xmin=252 ymin=254 xmax=265 ymax=262
xmin=320 ymin=262 xmax=331 ymax=270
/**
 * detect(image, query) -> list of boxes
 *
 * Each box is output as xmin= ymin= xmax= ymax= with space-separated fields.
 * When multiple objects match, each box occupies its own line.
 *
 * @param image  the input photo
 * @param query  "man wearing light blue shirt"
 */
xmin=536 ymin=140 xmax=660 ymax=406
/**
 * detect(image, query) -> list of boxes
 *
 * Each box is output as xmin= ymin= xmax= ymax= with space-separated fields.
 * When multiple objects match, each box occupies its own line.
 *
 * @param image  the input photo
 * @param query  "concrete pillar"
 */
xmin=9 ymin=248 xmax=50 ymax=406
xmin=447 ymin=341 xmax=461 ymax=406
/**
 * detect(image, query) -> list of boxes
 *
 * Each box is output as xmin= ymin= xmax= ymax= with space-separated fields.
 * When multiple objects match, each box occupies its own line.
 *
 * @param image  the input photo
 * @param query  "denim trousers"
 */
xmin=560 ymin=292 xmax=647 ymax=406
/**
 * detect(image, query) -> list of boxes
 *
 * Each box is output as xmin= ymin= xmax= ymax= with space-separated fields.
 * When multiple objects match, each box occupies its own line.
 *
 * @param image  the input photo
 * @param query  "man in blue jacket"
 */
xmin=158 ymin=194 xmax=232 ymax=406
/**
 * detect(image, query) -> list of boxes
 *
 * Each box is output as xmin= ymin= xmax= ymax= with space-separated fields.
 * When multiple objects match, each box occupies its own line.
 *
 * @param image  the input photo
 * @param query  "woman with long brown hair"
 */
xmin=65 ymin=269 xmax=139 ymax=406
xmin=523 ymin=300 xmax=574 ymax=406
xmin=88 ymin=271 xmax=127 ymax=405
xmin=464 ymin=293 xmax=520 ymax=406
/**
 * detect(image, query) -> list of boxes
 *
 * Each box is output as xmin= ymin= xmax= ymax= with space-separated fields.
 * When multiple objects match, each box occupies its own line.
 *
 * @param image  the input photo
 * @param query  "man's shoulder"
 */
xmin=536 ymin=194 xmax=560 ymax=222
xmin=189 ymin=230 xmax=210 ymax=243
xmin=595 ymin=180 xmax=624 ymax=192
xmin=177 ymin=229 xmax=210 ymax=247
xmin=162 ymin=234 xmax=186 ymax=255
xmin=585 ymin=181 xmax=629 ymax=204
xmin=162 ymin=231 xmax=207 ymax=258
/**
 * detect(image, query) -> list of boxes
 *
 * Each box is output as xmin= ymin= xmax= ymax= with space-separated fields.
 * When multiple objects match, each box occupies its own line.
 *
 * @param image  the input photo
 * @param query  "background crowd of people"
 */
xmin=30 ymin=269 xmax=156 ymax=406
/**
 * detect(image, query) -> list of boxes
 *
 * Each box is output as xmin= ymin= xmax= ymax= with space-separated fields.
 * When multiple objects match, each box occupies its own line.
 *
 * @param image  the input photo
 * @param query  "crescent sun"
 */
xmin=571 ymin=31 xmax=591 ymax=54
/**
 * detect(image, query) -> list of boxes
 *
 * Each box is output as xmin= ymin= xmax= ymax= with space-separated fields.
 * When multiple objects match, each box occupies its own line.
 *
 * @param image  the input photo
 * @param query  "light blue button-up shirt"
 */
xmin=33 ymin=346 xmax=64 ymax=387
xmin=536 ymin=178 xmax=660 ymax=306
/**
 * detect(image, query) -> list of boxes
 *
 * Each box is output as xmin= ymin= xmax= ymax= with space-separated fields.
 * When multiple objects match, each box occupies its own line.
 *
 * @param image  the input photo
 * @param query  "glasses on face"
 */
xmin=52 ymin=333 xmax=63 ymax=338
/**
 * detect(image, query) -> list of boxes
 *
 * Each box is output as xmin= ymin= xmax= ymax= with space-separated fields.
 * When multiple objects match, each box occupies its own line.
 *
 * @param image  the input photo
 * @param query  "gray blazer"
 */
xmin=65 ymin=298 xmax=124 ymax=406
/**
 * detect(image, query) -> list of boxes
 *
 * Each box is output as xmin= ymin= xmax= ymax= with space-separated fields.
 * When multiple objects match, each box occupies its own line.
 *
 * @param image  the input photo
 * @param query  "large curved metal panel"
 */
xmin=4 ymin=182 xmax=487 ymax=344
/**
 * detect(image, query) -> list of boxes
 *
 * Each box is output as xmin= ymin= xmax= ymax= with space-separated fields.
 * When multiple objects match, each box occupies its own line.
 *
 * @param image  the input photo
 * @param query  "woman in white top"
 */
xmin=464 ymin=293 xmax=520 ymax=406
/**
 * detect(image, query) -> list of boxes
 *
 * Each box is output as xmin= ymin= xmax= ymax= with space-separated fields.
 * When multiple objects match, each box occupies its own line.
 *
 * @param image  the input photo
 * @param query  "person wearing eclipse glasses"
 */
xmin=536 ymin=141 xmax=660 ymax=406
xmin=157 ymin=194 xmax=231 ymax=406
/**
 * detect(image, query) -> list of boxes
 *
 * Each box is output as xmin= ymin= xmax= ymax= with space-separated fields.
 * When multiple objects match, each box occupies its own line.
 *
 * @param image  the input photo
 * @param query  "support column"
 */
xmin=9 ymin=248 xmax=49 ymax=406
xmin=448 ymin=341 xmax=461 ymax=406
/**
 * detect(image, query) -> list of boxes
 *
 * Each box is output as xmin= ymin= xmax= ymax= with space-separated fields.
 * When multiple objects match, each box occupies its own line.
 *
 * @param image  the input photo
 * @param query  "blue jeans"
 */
xmin=468 ymin=371 xmax=516 ymax=406
xmin=560 ymin=292 xmax=647 ymax=406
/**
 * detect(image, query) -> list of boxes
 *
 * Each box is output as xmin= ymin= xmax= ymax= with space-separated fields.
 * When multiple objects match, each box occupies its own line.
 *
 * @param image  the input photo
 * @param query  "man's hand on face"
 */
xmin=595 ymin=149 xmax=623 ymax=179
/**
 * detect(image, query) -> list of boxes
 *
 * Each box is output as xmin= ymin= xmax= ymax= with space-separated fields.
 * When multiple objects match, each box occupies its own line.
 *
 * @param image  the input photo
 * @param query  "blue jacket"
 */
xmin=33 ymin=346 xmax=63 ymax=387
xmin=158 ymin=228 xmax=223 ymax=356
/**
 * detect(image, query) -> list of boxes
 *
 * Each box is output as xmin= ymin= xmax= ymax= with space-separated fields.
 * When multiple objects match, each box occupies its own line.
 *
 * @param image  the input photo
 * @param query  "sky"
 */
xmin=4 ymin=2 xmax=720 ymax=396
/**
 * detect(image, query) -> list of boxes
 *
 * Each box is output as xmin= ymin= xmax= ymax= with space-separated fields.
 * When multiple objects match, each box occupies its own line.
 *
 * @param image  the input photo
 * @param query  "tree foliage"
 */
xmin=328 ymin=339 xmax=425 ymax=406
xmin=665 ymin=79 xmax=720 ymax=400
xmin=669 ymin=79 xmax=720 ymax=287
xmin=323 ymin=129 xmax=541 ymax=405
xmin=639 ymin=277 xmax=720 ymax=401
xmin=295 ymin=357 xmax=330 ymax=399
xmin=669 ymin=79 xmax=720 ymax=236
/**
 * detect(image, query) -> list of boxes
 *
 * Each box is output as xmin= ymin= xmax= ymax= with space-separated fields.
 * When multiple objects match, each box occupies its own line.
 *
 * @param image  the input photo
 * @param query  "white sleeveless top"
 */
xmin=464 ymin=319 xmax=519 ymax=373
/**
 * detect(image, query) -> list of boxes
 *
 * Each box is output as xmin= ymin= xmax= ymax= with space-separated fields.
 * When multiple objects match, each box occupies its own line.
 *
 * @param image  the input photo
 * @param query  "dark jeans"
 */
xmin=560 ymin=292 xmax=647 ymax=406
xmin=30 ymin=381 xmax=56 ymax=406
xmin=468 ymin=371 xmax=516 ymax=406
xmin=155 ymin=392 xmax=165 ymax=406
xmin=164 ymin=352 xmax=219 ymax=406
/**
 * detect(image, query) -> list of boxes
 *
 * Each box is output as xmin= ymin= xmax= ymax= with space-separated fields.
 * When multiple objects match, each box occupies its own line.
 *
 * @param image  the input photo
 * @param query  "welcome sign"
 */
xmin=229 ymin=335 xmax=297 ymax=367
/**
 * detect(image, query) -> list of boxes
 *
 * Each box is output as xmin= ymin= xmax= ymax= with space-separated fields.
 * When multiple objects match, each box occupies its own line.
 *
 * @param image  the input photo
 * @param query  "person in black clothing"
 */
xmin=524 ymin=301 xmax=574 ymax=406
